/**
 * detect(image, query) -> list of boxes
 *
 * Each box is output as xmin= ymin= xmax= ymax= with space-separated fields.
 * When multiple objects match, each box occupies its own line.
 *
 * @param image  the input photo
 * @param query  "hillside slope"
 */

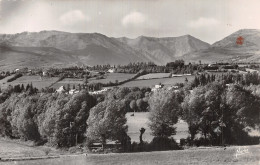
xmin=183 ymin=29 xmax=260 ymax=63
xmin=0 ymin=31 xmax=211 ymax=70
xmin=0 ymin=31 xmax=148 ymax=70
xmin=116 ymin=35 xmax=210 ymax=64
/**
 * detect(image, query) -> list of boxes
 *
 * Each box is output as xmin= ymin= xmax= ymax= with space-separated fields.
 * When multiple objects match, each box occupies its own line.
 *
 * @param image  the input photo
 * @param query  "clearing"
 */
xmin=126 ymin=112 xmax=189 ymax=143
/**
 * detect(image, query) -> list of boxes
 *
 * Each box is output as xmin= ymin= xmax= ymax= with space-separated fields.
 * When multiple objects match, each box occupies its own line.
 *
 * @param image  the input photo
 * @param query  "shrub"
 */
xmin=149 ymin=137 xmax=181 ymax=151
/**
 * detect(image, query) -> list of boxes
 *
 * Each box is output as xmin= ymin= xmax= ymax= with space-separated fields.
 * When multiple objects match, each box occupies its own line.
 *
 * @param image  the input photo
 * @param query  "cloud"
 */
xmin=122 ymin=11 xmax=146 ymax=27
xmin=188 ymin=17 xmax=220 ymax=28
xmin=60 ymin=10 xmax=90 ymax=26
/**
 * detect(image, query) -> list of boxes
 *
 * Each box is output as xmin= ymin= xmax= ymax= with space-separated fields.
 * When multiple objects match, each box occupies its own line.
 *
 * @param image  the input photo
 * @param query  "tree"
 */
xmin=136 ymin=98 xmax=149 ymax=112
xmin=139 ymin=127 xmax=146 ymax=144
xmin=130 ymin=100 xmax=137 ymax=112
xmin=66 ymin=84 xmax=70 ymax=92
xmin=83 ymin=75 xmax=88 ymax=86
xmin=148 ymin=89 xmax=180 ymax=137
xmin=182 ymin=82 xmax=260 ymax=145
xmin=86 ymin=98 xmax=127 ymax=149
xmin=54 ymin=91 xmax=96 ymax=147
xmin=21 ymin=84 xmax=25 ymax=91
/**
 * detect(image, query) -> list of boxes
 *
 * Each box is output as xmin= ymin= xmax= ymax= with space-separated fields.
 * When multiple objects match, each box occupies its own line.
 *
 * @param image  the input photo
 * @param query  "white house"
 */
xmin=89 ymin=88 xmax=111 ymax=95
xmin=152 ymin=84 xmax=164 ymax=92
xmin=56 ymin=86 xmax=66 ymax=93
xmin=69 ymin=89 xmax=79 ymax=95
xmin=42 ymin=71 xmax=47 ymax=76
xmin=107 ymin=68 xmax=115 ymax=73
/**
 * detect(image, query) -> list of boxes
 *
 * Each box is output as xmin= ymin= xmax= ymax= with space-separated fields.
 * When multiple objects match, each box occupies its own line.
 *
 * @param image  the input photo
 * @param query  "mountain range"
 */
xmin=0 ymin=29 xmax=260 ymax=70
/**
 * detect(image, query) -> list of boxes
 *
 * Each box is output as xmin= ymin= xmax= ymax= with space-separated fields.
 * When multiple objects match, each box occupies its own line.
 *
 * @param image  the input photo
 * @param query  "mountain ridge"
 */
xmin=183 ymin=29 xmax=260 ymax=63
xmin=1 ymin=29 xmax=260 ymax=70
xmin=0 ymin=30 xmax=210 ymax=70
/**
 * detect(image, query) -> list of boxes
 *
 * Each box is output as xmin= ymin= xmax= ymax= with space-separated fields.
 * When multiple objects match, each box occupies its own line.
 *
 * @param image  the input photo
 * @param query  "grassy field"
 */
xmin=51 ymin=78 xmax=83 ymax=89
xmin=0 ymin=138 xmax=57 ymax=159
xmin=1 ymin=145 xmax=259 ymax=165
xmin=88 ymin=73 xmax=136 ymax=84
xmin=50 ymin=73 xmax=136 ymax=89
xmin=120 ymin=76 xmax=195 ymax=88
xmin=126 ymin=112 xmax=189 ymax=143
xmin=0 ymin=75 xmax=16 ymax=86
xmin=137 ymin=73 xmax=171 ymax=80
xmin=0 ymin=76 xmax=59 ymax=89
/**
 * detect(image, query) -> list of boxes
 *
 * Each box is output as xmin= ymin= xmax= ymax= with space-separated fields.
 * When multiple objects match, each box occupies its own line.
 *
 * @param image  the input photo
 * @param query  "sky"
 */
xmin=0 ymin=0 xmax=260 ymax=44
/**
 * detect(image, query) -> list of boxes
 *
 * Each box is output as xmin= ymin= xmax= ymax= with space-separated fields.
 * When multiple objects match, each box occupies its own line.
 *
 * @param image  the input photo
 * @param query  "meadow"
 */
xmin=51 ymin=78 xmax=83 ymax=89
xmin=120 ymin=76 xmax=195 ymax=88
xmin=126 ymin=112 xmax=189 ymax=143
xmin=0 ymin=139 xmax=51 ymax=159
xmin=1 ymin=144 xmax=259 ymax=165
xmin=137 ymin=73 xmax=171 ymax=80
xmin=0 ymin=76 xmax=59 ymax=89
xmin=88 ymin=73 xmax=136 ymax=84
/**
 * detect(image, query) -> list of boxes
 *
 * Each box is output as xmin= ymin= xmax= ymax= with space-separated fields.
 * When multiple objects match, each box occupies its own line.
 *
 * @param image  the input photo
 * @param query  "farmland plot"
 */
xmin=120 ymin=76 xmax=195 ymax=88
xmin=88 ymin=73 xmax=135 ymax=84
xmin=137 ymin=73 xmax=171 ymax=80
xmin=51 ymin=78 xmax=83 ymax=89
xmin=0 ymin=76 xmax=59 ymax=89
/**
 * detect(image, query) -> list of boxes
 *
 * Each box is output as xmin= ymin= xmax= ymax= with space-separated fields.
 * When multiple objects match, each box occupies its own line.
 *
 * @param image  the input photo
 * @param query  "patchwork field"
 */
xmin=88 ymin=73 xmax=136 ymax=84
xmin=137 ymin=73 xmax=171 ymax=80
xmin=51 ymin=78 xmax=83 ymax=89
xmin=126 ymin=112 xmax=189 ymax=143
xmin=0 ymin=76 xmax=59 ymax=90
xmin=120 ymin=76 xmax=195 ymax=88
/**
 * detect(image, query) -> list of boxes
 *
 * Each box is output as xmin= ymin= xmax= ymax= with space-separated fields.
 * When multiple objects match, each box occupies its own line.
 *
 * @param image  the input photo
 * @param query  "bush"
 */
xmin=129 ymin=137 xmax=181 ymax=152
xmin=149 ymin=137 xmax=181 ymax=151
xmin=180 ymin=138 xmax=187 ymax=146
xmin=193 ymin=138 xmax=211 ymax=147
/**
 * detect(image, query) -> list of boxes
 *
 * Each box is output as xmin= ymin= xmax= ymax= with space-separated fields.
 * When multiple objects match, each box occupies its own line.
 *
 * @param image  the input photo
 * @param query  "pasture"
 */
xmin=1 ymin=144 xmax=259 ymax=165
xmin=51 ymin=73 xmax=136 ymax=89
xmin=88 ymin=73 xmax=136 ymax=84
xmin=51 ymin=78 xmax=83 ymax=89
xmin=137 ymin=73 xmax=171 ymax=80
xmin=0 ymin=76 xmax=59 ymax=89
xmin=126 ymin=112 xmax=189 ymax=143
xmin=120 ymin=76 xmax=195 ymax=88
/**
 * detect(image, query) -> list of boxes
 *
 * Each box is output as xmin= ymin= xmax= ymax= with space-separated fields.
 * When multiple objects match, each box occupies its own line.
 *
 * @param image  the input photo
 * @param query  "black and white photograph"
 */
xmin=0 ymin=0 xmax=259 ymax=164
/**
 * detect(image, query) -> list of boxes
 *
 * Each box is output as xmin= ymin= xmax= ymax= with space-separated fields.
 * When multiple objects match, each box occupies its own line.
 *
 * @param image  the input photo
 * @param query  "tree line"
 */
xmin=0 ymin=72 xmax=259 ymax=152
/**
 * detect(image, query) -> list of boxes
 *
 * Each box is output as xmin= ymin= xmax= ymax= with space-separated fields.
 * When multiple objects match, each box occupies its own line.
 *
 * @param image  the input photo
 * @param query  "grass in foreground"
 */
xmin=1 ymin=145 xmax=259 ymax=165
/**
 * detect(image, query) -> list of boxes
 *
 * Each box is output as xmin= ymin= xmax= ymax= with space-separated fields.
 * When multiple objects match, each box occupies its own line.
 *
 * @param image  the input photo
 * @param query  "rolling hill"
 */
xmin=183 ymin=29 xmax=260 ymax=63
xmin=0 ymin=31 xmax=210 ymax=70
